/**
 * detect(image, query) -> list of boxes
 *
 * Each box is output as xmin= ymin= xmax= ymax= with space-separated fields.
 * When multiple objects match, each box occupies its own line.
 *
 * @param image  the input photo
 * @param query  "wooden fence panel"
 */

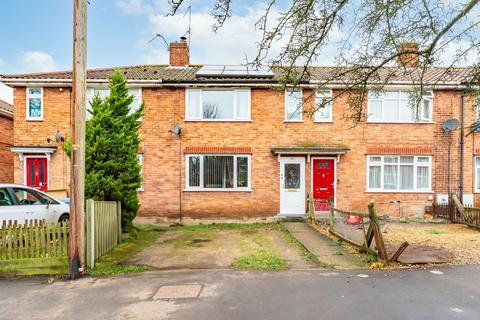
xmin=0 ymin=222 xmax=68 ymax=260
xmin=86 ymin=199 xmax=121 ymax=269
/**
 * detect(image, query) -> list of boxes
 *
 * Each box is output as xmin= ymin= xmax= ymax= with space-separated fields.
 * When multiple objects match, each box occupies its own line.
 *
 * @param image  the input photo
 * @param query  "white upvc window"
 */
xmin=367 ymin=90 xmax=433 ymax=123
xmin=285 ymin=90 xmax=302 ymax=122
xmin=186 ymin=154 xmax=251 ymax=191
xmin=314 ymin=90 xmax=333 ymax=122
xmin=185 ymin=89 xmax=251 ymax=121
xmin=475 ymin=157 xmax=480 ymax=193
xmin=367 ymin=155 xmax=431 ymax=192
xmin=137 ymin=153 xmax=143 ymax=191
xmin=26 ymin=87 xmax=43 ymax=120
xmin=86 ymin=88 xmax=142 ymax=120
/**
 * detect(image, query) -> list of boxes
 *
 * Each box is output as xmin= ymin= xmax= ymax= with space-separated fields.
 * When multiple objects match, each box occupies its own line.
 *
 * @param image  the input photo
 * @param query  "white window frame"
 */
xmin=366 ymin=155 xmax=432 ymax=192
xmin=314 ymin=90 xmax=333 ymax=122
xmin=475 ymin=157 xmax=480 ymax=193
xmin=185 ymin=154 xmax=252 ymax=191
xmin=185 ymin=88 xmax=251 ymax=121
xmin=137 ymin=153 xmax=143 ymax=191
xmin=86 ymin=87 xmax=142 ymax=121
xmin=284 ymin=89 xmax=303 ymax=122
xmin=26 ymin=87 xmax=44 ymax=121
xmin=367 ymin=90 xmax=434 ymax=123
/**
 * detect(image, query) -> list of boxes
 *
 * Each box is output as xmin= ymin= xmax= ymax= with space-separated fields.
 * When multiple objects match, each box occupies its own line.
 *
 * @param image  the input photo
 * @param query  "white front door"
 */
xmin=280 ymin=157 xmax=305 ymax=216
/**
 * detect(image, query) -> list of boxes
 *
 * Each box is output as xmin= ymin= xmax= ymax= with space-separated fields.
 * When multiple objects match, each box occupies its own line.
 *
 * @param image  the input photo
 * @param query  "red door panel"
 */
xmin=26 ymin=158 xmax=48 ymax=191
xmin=312 ymin=159 xmax=335 ymax=212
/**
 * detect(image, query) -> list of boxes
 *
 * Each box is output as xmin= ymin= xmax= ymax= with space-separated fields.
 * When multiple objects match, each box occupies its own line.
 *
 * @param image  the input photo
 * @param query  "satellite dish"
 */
xmin=442 ymin=118 xmax=459 ymax=132
xmin=169 ymin=123 xmax=182 ymax=136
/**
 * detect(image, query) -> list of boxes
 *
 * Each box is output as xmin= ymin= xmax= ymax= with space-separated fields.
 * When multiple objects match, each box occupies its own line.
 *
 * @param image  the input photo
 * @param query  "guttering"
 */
xmin=310 ymin=79 xmax=469 ymax=90
xmin=0 ymin=109 xmax=13 ymax=119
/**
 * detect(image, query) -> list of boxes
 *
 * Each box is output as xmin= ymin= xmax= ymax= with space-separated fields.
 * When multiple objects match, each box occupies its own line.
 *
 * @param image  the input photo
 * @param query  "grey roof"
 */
xmin=0 ymin=64 xmax=476 ymax=85
xmin=0 ymin=99 xmax=13 ymax=117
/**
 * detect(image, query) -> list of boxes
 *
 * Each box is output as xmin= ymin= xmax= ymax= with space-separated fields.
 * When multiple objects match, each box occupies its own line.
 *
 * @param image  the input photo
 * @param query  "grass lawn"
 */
xmin=0 ymin=257 xmax=67 ymax=277
xmin=89 ymin=225 xmax=163 ymax=276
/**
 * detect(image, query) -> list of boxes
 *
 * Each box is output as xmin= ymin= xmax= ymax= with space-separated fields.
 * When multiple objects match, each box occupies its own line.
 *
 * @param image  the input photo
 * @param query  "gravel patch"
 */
xmin=383 ymin=222 xmax=480 ymax=265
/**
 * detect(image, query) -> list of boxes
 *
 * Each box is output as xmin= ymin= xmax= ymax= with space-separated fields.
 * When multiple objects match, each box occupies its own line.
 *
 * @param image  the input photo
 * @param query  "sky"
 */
xmin=0 ymin=0 xmax=291 ymax=75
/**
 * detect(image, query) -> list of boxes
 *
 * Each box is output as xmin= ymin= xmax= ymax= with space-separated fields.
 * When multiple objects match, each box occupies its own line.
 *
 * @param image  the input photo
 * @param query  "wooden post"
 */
xmin=368 ymin=202 xmax=388 ymax=264
xmin=117 ymin=201 xmax=122 ymax=244
xmin=69 ymin=0 xmax=87 ymax=279
xmin=86 ymin=199 xmax=95 ymax=269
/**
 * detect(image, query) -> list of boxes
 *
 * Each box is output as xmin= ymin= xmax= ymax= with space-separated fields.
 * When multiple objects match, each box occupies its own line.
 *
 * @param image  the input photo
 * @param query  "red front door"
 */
xmin=312 ymin=159 xmax=335 ymax=212
xmin=26 ymin=158 xmax=48 ymax=191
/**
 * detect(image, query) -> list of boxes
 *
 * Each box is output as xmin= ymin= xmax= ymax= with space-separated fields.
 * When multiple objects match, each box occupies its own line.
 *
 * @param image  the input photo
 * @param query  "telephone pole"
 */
xmin=69 ymin=0 xmax=87 ymax=279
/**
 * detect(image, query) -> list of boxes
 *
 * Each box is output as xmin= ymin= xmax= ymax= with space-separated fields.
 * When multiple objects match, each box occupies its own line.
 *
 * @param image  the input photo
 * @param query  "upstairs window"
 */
xmin=367 ymin=155 xmax=431 ymax=192
xmin=285 ymin=90 xmax=302 ymax=122
xmin=314 ymin=90 xmax=333 ymax=122
xmin=186 ymin=89 xmax=251 ymax=121
xmin=26 ymin=87 xmax=43 ymax=120
xmin=86 ymin=88 xmax=142 ymax=120
xmin=186 ymin=154 xmax=251 ymax=190
xmin=367 ymin=91 xmax=433 ymax=122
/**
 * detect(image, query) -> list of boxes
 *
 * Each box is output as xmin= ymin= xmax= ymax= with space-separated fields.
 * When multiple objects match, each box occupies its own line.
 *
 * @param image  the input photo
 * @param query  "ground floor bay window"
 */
xmin=186 ymin=154 xmax=251 ymax=190
xmin=367 ymin=155 xmax=431 ymax=192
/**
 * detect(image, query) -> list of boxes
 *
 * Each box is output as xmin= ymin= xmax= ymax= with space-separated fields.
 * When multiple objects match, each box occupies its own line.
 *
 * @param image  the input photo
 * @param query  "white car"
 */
xmin=0 ymin=184 xmax=70 ymax=225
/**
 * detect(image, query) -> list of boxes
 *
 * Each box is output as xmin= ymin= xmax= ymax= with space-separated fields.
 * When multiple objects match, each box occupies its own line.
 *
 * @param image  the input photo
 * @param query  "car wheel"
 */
xmin=58 ymin=214 xmax=69 ymax=224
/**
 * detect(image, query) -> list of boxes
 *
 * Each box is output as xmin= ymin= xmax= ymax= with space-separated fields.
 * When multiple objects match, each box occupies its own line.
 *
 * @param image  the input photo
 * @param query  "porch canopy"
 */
xmin=271 ymin=145 xmax=349 ymax=161
xmin=10 ymin=146 xmax=57 ymax=161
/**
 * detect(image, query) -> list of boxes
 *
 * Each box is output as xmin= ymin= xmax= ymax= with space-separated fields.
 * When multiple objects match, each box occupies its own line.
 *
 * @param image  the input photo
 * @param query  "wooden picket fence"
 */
xmin=86 ymin=199 xmax=122 ymax=269
xmin=0 ymin=220 xmax=68 ymax=260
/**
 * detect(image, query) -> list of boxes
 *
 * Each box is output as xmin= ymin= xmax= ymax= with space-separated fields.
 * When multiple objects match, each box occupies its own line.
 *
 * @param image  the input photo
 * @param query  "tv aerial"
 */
xmin=442 ymin=118 xmax=459 ymax=132
xmin=148 ymin=33 xmax=169 ymax=48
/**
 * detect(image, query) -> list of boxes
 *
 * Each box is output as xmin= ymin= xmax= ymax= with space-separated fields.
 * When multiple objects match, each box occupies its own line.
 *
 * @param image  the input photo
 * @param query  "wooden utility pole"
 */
xmin=69 ymin=0 xmax=87 ymax=279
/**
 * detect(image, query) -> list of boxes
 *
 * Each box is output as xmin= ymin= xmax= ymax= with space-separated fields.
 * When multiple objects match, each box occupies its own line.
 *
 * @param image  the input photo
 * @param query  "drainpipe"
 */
xmin=460 ymin=95 xmax=465 ymax=204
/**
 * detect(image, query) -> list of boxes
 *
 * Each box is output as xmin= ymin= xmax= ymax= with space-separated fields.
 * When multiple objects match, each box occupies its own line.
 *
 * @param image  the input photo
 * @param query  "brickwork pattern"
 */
xmin=0 ymin=115 xmax=13 ymax=182
xmin=11 ymin=86 xmax=480 ymax=218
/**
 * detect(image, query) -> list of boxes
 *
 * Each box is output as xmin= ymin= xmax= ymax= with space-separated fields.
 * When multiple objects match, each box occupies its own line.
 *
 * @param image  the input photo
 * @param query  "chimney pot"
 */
xmin=169 ymin=37 xmax=189 ymax=67
xmin=397 ymin=42 xmax=420 ymax=68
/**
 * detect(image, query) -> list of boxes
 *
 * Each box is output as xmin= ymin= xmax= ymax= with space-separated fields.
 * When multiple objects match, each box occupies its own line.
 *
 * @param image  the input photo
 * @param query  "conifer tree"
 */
xmin=85 ymin=70 xmax=143 ymax=231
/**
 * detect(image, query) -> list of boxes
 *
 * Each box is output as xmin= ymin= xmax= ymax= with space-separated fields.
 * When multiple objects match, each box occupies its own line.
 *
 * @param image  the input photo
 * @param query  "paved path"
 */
xmin=282 ymin=222 xmax=365 ymax=268
xmin=1 ymin=266 xmax=480 ymax=319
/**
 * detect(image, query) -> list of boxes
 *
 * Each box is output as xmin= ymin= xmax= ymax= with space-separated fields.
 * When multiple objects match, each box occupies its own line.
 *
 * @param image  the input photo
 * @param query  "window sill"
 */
xmin=365 ymin=190 xmax=433 ymax=194
xmin=137 ymin=188 xmax=144 ymax=192
xmin=284 ymin=120 xmax=303 ymax=123
xmin=313 ymin=120 xmax=333 ymax=123
xmin=26 ymin=118 xmax=44 ymax=121
xmin=184 ymin=188 xmax=253 ymax=192
xmin=366 ymin=121 xmax=435 ymax=124
xmin=184 ymin=119 xmax=252 ymax=122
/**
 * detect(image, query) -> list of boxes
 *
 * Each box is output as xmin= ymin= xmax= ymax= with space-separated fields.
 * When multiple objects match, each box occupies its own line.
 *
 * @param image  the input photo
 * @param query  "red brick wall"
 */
xmin=11 ymin=85 xmax=479 ymax=218
xmin=0 ymin=114 xmax=13 ymax=183
xmin=13 ymin=87 xmax=71 ymax=191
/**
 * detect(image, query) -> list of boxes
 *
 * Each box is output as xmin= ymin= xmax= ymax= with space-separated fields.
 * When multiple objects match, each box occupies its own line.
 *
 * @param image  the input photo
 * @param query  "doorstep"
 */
xmin=274 ymin=213 xmax=307 ymax=222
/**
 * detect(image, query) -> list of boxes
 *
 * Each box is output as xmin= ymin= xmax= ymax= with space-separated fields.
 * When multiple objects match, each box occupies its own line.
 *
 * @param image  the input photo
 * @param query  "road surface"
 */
xmin=1 ymin=265 xmax=479 ymax=319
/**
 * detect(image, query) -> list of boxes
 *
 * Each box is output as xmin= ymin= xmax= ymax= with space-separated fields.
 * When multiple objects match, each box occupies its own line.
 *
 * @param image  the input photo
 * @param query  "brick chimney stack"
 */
xmin=397 ymin=42 xmax=420 ymax=68
xmin=169 ymin=37 xmax=189 ymax=67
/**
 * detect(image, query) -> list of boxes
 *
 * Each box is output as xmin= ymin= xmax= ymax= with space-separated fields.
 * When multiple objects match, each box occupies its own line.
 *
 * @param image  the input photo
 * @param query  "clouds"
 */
xmin=17 ymin=51 xmax=57 ymax=73
xmin=116 ymin=0 xmax=293 ymax=65
xmin=0 ymin=57 xmax=5 ymax=67
xmin=116 ymin=0 xmax=145 ymax=15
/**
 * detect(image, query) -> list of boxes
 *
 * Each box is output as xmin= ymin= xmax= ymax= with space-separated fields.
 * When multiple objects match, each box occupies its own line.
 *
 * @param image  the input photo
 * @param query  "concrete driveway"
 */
xmin=1 ymin=266 xmax=479 ymax=319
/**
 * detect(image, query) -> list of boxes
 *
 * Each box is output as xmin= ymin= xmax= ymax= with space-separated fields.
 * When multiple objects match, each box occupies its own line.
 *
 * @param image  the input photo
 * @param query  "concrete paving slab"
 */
xmin=282 ymin=222 xmax=365 ymax=269
xmin=153 ymin=284 xmax=203 ymax=300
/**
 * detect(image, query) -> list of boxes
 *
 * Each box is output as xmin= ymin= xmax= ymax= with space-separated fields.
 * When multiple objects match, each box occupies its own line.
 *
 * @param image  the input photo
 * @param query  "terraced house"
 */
xmin=1 ymin=39 xmax=479 ymax=220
